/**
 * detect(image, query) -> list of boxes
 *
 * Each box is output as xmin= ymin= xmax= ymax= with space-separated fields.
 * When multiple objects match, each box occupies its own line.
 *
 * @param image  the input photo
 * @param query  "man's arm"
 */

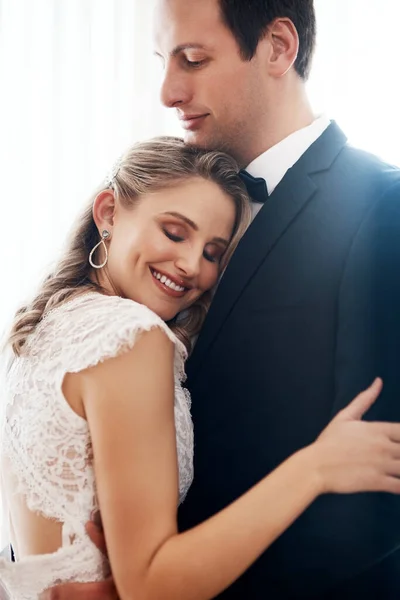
xmin=335 ymin=179 xmax=400 ymax=419
xmin=332 ymin=179 xmax=400 ymax=579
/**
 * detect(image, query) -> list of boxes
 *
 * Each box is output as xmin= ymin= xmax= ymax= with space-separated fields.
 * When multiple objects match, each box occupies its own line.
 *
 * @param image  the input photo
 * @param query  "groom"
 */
xmin=44 ymin=0 xmax=400 ymax=598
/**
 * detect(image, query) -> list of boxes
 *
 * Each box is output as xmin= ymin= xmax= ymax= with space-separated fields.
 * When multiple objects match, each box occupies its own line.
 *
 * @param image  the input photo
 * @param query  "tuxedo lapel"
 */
xmin=187 ymin=122 xmax=348 ymax=381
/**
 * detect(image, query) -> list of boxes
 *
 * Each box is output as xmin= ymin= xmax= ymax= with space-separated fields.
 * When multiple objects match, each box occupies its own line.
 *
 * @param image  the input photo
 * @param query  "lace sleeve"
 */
xmin=44 ymin=293 xmax=186 ymax=376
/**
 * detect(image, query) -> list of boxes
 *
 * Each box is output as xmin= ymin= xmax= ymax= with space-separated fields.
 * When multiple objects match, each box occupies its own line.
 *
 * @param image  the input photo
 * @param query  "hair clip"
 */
xmin=104 ymin=156 xmax=123 ymax=189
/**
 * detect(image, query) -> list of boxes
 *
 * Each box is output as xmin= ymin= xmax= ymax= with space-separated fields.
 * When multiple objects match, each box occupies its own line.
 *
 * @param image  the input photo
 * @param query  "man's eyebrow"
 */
xmin=154 ymin=43 xmax=207 ymax=58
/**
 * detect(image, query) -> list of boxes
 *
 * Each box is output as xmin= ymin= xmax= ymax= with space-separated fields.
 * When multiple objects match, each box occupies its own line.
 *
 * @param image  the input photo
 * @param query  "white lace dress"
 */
xmin=0 ymin=293 xmax=194 ymax=600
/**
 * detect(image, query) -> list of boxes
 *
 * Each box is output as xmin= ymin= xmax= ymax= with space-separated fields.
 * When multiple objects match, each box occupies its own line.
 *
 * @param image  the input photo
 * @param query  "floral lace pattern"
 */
xmin=0 ymin=293 xmax=194 ymax=600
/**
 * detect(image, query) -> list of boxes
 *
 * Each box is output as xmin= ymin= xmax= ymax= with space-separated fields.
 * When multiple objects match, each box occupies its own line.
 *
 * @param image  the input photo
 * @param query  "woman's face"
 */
xmin=94 ymin=177 xmax=236 ymax=321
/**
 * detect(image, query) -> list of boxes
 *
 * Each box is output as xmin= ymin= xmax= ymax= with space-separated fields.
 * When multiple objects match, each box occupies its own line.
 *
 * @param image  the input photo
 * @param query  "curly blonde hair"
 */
xmin=7 ymin=136 xmax=251 ymax=355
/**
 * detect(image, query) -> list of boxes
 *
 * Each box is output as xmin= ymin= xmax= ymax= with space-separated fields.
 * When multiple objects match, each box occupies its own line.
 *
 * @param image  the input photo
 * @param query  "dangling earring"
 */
xmin=89 ymin=229 xmax=111 ymax=269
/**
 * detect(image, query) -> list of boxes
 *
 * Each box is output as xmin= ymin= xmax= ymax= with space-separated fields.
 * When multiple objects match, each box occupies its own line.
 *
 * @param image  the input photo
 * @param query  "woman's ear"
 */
xmin=92 ymin=190 xmax=116 ymax=233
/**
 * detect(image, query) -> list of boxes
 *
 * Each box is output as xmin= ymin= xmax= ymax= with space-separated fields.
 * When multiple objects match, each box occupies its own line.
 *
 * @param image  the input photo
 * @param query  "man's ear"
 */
xmin=92 ymin=190 xmax=116 ymax=233
xmin=262 ymin=17 xmax=299 ymax=78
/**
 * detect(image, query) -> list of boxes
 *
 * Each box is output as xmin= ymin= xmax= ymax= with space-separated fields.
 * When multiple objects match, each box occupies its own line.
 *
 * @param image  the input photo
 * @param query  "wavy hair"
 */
xmin=7 ymin=137 xmax=251 ymax=355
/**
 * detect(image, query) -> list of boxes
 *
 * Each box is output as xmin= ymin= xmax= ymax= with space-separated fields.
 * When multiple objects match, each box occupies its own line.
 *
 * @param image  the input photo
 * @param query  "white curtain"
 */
xmin=0 ymin=0 xmax=399 ymax=548
xmin=0 ymin=0 xmax=179 ymax=336
xmin=309 ymin=0 xmax=400 ymax=165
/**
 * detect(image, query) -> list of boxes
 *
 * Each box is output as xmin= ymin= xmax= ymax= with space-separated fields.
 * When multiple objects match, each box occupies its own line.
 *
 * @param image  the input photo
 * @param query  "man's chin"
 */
xmin=183 ymin=129 xmax=221 ymax=152
xmin=183 ymin=129 xmax=207 ymax=149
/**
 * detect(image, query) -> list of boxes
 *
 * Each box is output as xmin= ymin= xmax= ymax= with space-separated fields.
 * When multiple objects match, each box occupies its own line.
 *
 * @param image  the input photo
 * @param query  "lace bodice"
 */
xmin=0 ymin=293 xmax=194 ymax=600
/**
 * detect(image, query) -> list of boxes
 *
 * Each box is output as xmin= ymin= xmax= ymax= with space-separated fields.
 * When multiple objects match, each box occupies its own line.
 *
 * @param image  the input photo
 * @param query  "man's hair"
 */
xmin=219 ymin=0 xmax=316 ymax=80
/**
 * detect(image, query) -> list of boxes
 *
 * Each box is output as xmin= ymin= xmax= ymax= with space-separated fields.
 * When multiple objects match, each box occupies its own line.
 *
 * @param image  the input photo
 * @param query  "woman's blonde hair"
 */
xmin=8 ymin=136 xmax=251 ymax=355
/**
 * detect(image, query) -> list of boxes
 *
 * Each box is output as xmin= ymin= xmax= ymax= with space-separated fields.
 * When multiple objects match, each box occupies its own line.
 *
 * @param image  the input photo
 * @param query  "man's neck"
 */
xmin=242 ymin=83 xmax=315 ymax=166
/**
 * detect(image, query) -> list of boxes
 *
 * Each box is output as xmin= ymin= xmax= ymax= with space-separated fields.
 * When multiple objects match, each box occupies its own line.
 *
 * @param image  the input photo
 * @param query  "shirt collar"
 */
xmin=246 ymin=115 xmax=331 ymax=195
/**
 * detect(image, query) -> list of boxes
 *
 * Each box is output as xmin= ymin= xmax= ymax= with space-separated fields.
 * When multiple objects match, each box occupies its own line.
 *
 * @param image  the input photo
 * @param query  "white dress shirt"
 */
xmin=246 ymin=114 xmax=331 ymax=219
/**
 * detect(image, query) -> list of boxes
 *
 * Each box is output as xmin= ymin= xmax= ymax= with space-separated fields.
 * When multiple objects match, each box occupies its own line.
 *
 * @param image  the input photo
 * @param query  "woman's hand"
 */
xmin=308 ymin=378 xmax=400 ymax=494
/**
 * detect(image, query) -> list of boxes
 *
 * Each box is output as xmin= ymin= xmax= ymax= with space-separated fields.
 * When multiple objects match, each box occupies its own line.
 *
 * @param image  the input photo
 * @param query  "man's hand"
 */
xmin=86 ymin=511 xmax=108 ymax=556
xmin=39 ymin=514 xmax=117 ymax=600
xmin=39 ymin=577 xmax=118 ymax=600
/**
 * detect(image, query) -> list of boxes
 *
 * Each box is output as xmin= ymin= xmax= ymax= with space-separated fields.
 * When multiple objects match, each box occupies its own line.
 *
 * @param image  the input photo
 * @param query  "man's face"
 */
xmin=153 ymin=0 xmax=268 ymax=166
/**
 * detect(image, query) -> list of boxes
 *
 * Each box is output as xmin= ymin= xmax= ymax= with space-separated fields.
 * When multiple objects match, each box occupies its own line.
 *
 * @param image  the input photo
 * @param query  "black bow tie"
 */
xmin=239 ymin=170 xmax=269 ymax=204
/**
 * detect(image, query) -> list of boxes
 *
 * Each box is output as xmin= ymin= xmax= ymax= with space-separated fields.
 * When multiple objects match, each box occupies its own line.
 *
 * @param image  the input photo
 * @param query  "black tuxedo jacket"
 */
xmin=178 ymin=122 xmax=400 ymax=599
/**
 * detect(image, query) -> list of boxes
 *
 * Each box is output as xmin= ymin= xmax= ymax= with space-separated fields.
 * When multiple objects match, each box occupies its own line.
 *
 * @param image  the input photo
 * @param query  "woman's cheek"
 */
xmin=202 ymin=264 xmax=219 ymax=292
xmin=150 ymin=232 xmax=176 ymax=256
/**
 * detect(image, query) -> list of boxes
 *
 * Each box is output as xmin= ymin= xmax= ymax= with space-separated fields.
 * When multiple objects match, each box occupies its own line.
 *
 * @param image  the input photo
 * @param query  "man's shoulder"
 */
xmin=340 ymin=143 xmax=400 ymax=187
xmin=320 ymin=140 xmax=400 ymax=212
xmin=340 ymin=146 xmax=400 ymax=230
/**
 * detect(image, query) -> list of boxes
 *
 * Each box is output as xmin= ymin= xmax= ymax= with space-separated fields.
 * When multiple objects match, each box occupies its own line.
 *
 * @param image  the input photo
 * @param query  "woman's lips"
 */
xmin=150 ymin=268 xmax=189 ymax=299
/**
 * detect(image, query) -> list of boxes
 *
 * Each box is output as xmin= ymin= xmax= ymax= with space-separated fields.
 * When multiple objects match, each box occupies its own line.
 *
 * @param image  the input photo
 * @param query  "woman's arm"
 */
xmin=78 ymin=329 xmax=400 ymax=600
xmin=81 ymin=328 xmax=319 ymax=600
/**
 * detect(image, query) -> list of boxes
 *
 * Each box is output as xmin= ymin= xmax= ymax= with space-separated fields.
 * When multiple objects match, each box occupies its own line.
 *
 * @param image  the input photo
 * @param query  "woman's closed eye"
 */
xmin=203 ymin=244 xmax=225 ymax=264
xmin=163 ymin=226 xmax=225 ymax=264
xmin=163 ymin=225 xmax=186 ymax=243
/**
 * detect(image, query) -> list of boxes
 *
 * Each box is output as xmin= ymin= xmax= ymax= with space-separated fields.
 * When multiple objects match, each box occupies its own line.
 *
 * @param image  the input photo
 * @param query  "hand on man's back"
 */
xmin=39 ymin=517 xmax=117 ymax=600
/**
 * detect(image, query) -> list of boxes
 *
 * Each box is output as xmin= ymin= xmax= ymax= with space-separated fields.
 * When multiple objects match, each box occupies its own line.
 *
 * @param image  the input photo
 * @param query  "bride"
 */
xmin=1 ymin=137 xmax=400 ymax=600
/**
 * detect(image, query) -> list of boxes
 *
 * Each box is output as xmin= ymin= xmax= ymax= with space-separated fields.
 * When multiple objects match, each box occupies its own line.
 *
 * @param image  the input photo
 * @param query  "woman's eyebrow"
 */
xmin=162 ymin=211 xmax=198 ymax=231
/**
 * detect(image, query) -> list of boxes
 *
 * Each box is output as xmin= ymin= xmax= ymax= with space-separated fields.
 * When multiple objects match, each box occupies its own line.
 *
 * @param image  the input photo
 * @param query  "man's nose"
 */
xmin=160 ymin=65 xmax=192 ymax=108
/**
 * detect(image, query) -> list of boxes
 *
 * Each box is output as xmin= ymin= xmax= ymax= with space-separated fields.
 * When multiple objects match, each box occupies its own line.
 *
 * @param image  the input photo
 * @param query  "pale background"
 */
xmin=1 ymin=0 xmax=400 ymax=545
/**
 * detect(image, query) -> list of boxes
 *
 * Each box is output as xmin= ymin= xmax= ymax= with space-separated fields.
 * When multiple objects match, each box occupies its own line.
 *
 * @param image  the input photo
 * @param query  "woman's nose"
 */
xmin=175 ymin=250 xmax=202 ymax=279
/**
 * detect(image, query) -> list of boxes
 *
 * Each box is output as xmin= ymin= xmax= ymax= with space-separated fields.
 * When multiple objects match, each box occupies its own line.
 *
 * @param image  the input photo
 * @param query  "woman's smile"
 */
xmin=149 ymin=267 xmax=191 ymax=298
